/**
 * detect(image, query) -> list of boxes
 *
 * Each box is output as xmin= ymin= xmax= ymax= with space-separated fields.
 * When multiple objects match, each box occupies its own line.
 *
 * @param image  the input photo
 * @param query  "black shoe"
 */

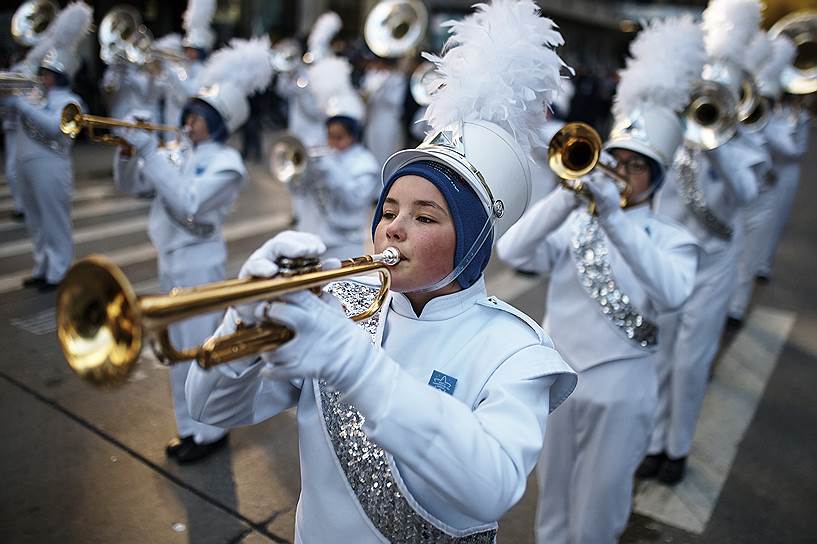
xmin=165 ymin=435 xmax=195 ymax=458
xmin=175 ymin=434 xmax=229 ymax=464
xmin=725 ymin=316 xmax=744 ymax=332
xmin=755 ymin=273 xmax=770 ymax=284
xmin=22 ymin=276 xmax=46 ymax=288
xmin=657 ymin=456 xmax=687 ymax=485
xmin=37 ymin=281 xmax=60 ymax=292
xmin=11 ymin=211 xmax=25 ymax=222
xmin=636 ymin=452 xmax=667 ymax=479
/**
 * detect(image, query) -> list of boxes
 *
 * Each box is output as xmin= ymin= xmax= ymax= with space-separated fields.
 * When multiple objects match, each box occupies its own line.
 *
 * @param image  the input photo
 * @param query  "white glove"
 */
xmin=582 ymin=171 xmax=622 ymax=219
xmin=258 ymin=290 xmax=379 ymax=394
xmin=234 ymin=231 xmax=327 ymax=325
xmin=113 ymin=111 xmax=158 ymax=156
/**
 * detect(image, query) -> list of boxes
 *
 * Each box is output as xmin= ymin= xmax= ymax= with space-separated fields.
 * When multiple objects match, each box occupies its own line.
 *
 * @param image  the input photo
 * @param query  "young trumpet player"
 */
xmin=185 ymin=1 xmax=576 ymax=540
xmin=497 ymin=17 xmax=703 ymax=543
xmin=1 ymin=2 xmax=92 ymax=291
xmin=111 ymin=38 xmax=275 ymax=464
xmin=291 ymin=54 xmax=380 ymax=261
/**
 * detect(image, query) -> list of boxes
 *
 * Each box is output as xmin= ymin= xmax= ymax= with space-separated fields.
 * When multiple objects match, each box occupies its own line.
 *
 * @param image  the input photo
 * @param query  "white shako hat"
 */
xmin=701 ymin=0 xmax=763 ymax=99
xmin=182 ymin=0 xmax=216 ymax=52
xmin=755 ymin=35 xmax=797 ymax=99
xmin=382 ymin=0 xmax=569 ymax=239
xmin=307 ymin=56 xmax=366 ymax=122
xmin=39 ymin=2 xmax=92 ymax=79
xmin=606 ymin=15 xmax=707 ymax=168
xmin=194 ymin=37 xmax=275 ymax=133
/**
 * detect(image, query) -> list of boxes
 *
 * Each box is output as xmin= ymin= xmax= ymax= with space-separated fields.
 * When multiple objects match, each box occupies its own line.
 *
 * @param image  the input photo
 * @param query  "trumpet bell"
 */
xmin=769 ymin=10 xmax=817 ymax=95
xmin=59 ymin=102 xmax=82 ymax=138
xmin=12 ymin=0 xmax=59 ymax=47
xmin=269 ymin=133 xmax=308 ymax=185
xmin=684 ymin=79 xmax=738 ymax=149
xmin=548 ymin=122 xmax=603 ymax=180
xmin=57 ymin=256 xmax=142 ymax=387
xmin=742 ymin=96 xmax=771 ymax=133
xmin=99 ymin=6 xmax=143 ymax=65
xmin=364 ymin=0 xmax=428 ymax=58
xmin=702 ymin=62 xmax=759 ymax=122
xmin=410 ymin=61 xmax=440 ymax=106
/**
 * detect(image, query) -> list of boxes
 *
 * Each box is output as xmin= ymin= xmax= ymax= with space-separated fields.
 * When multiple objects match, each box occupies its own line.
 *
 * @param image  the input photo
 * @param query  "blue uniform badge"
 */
xmin=195 ymin=165 xmax=205 ymax=176
xmin=429 ymin=370 xmax=457 ymax=395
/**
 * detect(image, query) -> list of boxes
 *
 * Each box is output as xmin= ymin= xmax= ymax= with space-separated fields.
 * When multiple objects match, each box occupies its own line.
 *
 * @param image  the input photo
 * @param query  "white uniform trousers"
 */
xmin=729 ymin=187 xmax=777 ymax=319
xmin=18 ymin=155 xmax=73 ymax=282
xmin=759 ymin=161 xmax=801 ymax=276
xmin=4 ymin=130 xmax=24 ymax=214
xmin=536 ymin=357 xmax=656 ymax=544
xmin=160 ymin=261 xmax=228 ymax=444
xmin=649 ymin=237 xmax=739 ymax=457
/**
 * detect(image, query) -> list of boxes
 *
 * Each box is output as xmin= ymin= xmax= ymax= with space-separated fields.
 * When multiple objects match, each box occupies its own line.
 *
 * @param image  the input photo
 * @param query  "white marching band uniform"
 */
xmin=187 ymin=1 xmax=578 ymax=540
xmin=113 ymin=139 xmax=246 ymax=444
xmin=275 ymin=68 xmax=327 ymax=149
xmin=102 ymin=63 xmax=160 ymax=120
xmin=363 ymin=67 xmax=408 ymax=167
xmin=2 ymin=103 xmax=25 ymax=215
xmin=295 ymin=143 xmax=380 ymax=260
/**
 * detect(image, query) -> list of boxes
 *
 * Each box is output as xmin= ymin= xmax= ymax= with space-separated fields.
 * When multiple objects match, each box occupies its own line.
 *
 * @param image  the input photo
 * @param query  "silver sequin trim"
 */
xmin=21 ymin=116 xmax=68 ymax=154
xmin=571 ymin=213 xmax=658 ymax=349
xmin=675 ymin=145 xmax=733 ymax=240
xmin=316 ymin=281 xmax=498 ymax=543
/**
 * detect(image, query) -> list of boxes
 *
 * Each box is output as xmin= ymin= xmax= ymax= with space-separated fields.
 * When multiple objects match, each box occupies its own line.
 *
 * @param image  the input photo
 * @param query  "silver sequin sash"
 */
xmin=675 ymin=145 xmax=733 ymax=240
xmin=21 ymin=116 xmax=68 ymax=155
xmin=571 ymin=213 xmax=658 ymax=349
xmin=315 ymin=280 xmax=498 ymax=543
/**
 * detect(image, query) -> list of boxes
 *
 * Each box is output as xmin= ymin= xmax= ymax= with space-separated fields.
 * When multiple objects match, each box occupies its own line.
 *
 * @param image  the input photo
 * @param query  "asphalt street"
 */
xmin=0 ymin=133 xmax=815 ymax=543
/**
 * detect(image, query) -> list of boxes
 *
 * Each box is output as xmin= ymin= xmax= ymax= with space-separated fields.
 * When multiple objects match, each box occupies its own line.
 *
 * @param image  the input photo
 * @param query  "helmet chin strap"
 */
xmin=411 ymin=214 xmax=496 ymax=295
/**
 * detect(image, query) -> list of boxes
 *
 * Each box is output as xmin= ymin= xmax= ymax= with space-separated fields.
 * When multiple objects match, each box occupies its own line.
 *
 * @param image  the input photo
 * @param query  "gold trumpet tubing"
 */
xmin=77 ymin=112 xmax=179 ymax=136
xmin=140 ymin=253 xmax=394 ymax=367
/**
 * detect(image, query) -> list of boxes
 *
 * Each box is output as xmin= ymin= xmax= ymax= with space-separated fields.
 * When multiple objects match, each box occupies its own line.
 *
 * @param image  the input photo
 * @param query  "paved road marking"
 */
xmin=0 ymin=197 xmax=150 ymax=232
xmin=0 ymin=216 xmax=149 ymax=259
xmin=0 ymin=215 xmax=289 ymax=295
xmin=0 ymin=184 xmax=118 ymax=213
xmin=633 ymin=305 xmax=796 ymax=534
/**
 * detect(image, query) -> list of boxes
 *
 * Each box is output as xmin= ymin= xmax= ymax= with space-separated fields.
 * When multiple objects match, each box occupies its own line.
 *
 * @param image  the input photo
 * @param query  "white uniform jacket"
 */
xmin=295 ymin=143 xmax=380 ymax=250
xmin=14 ymin=88 xmax=82 ymax=161
xmin=363 ymin=69 xmax=408 ymax=166
xmin=113 ymin=140 xmax=247 ymax=269
xmin=102 ymin=64 xmax=159 ymax=120
xmin=160 ymin=60 xmax=204 ymax=128
xmin=186 ymin=277 xmax=577 ymax=543
xmin=497 ymin=195 xmax=699 ymax=372
xmin=276 ymin=69 xmax=327 ymax=148
xmin=655 ymin=131 xmax=764 ymax=254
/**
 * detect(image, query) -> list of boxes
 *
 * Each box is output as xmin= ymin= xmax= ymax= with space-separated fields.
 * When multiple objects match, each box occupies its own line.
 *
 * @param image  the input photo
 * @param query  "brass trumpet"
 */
xmin=59 ymin=102 xmax=179 ymax=151
xmin=548 ymin=122 xmax=631 ymax=214
xmin=57 ymin=248 xmax=401 ymax=387
xmin=769 ymin=10 xmax=817 ymax=95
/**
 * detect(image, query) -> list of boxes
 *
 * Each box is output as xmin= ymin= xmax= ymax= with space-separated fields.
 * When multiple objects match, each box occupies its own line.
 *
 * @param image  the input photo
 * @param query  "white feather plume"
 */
xmin=183 ymin=0 xmax=216 ymax=32
xmin=744 ymin=30 xmax=774 ymax=73
xmin=199 ymin=37 xmax=275 ymax=95
xmin=17 ymin=34 xmax=55 ymax=75
xmin=757 ymin=35 xmax=797 ymax=90
xmin=703 ymin=0 xmax=762 ymax=64
xmin=614 ymin=15 xmax=707 ymax=118
xmin=307 ymin=56 xmax=355 ymax=111
xmin=420 ymin=0 xmax=569 ymax=154
xmin=49 ymin=2 xmax=93 ymax=52
xmin=154 ymin=33 xmax=183 ymax=51
xmin=307 ymin=11 xmax=342 ymax=59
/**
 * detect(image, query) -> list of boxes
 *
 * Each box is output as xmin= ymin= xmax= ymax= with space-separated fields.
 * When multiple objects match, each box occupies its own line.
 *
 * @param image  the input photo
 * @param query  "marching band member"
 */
xmin=498 ymin=17 xmax=703 ymax=543
xmin=112 ymin=38 xmax=274 ymax=463
xmin=101 ymin=61 xmax=160 ymax=120
xmin=161 ymin=0 xmax=216 ymax=132
xmin=362 ymin=56 xmax=408 ymax=167
xmin=275 ymin=12 xmax=341 ymax=225
xmin=2 ymin=2 xmax=91 ymax=291
xmin=643 ymin=0 xmax=768 ymax=484
xmin=729 ymin=34 xmax=799 ymax=323
xmin=293 ymin=55 xmax=379 ymax=260
xmin=186 ymin=1 xmax=576 ymax=540
xmin=2 ymin=31 xmax=55 ymax=221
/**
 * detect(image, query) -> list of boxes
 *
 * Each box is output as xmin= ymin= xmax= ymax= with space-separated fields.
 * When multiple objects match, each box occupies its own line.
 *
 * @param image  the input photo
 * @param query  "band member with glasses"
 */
xmin=185 ymin=2 xmax=576 ymax=539
xmin=498 ymin=17 xmax=703 ymax=543
xmin=112 ymin=39 xmax=274 ymax=464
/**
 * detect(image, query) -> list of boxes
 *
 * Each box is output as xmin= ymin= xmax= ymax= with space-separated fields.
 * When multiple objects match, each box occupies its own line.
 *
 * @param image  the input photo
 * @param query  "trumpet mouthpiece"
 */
xmin=377 ymin=247 xmax=401 ymax=266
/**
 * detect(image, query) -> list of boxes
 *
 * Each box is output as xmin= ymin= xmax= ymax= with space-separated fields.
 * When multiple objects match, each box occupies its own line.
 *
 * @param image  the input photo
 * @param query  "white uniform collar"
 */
xmin=389 ymin=276 xmax=487 ymax=320
xmin=193 ymin=140 xmax=221 ymax=153
xmin=622 ymin=202 xmax=652 ymax=221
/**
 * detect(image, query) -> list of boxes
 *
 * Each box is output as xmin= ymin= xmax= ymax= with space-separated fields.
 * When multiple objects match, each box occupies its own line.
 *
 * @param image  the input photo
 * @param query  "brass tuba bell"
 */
xmin=57 ymin=249 xmax=400 ymax=387
xmin=11 ymin=0 xmax=59 ymax=47
xmin=268 ymin=132 xmax=333 ymax=185
xmin=769 ymin=10 xmax=817 ymax=95
xmin=684 ymin=79 xmax=739 ymax=149
xmin=702 ymin=61 xmax=760 ymax=123
xmin=364 ymin=0 xmax=428 ymax=58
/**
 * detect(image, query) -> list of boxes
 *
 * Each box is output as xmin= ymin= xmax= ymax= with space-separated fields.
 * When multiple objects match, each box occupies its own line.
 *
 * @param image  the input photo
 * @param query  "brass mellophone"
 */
xmin=59 ymin=102 xmax=179 ymax=151
xmin=57 ymin=248 xmax=400 ymax=387
xmin=547 ymin=122 xmax=631 ymax=213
